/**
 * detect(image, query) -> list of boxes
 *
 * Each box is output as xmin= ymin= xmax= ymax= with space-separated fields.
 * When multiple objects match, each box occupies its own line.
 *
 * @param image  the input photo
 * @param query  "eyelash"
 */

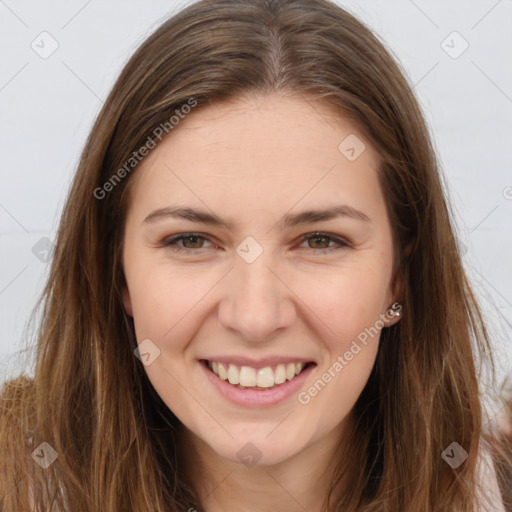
xmin=161 ymin=232 xmax=351 ymax=254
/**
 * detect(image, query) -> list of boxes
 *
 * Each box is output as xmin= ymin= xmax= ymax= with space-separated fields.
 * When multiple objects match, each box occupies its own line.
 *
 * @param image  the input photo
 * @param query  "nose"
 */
xmin=217 ymin=249 xmax=296 ymax=343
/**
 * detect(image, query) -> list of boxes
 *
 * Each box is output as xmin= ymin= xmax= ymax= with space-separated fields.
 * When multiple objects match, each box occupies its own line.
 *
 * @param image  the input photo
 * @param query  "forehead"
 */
xmin=125 ymin=93 xmax=384 ymax=223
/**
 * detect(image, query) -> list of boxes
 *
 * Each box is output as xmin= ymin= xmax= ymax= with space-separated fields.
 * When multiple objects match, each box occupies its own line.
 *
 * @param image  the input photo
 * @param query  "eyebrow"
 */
xmin=143 ymin=204 xmax=371 ymax=230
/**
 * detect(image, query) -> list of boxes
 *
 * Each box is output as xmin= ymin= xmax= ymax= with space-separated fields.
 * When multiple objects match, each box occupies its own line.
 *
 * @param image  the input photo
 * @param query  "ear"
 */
xmin=384 ymin=303 xmax=402 ymax=327
xmin=122 ymin=286 xmax=133 ymax=317
xmin=383 ymin=287 xmax=403 ymax=328
xmin=403 ymin=241 xmax=413 ymax=258
xmin=383 ymin=241 xmax=412 ymax=327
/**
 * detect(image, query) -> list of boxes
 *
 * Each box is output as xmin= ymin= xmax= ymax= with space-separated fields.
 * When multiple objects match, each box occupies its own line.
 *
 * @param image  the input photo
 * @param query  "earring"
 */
xmin=389 ymin=303 xmax=402 ymax=317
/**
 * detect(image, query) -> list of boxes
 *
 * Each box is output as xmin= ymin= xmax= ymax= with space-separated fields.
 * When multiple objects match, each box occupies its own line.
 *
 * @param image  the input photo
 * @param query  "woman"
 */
xmin=0 ymin=0 xmax=508 ymax=510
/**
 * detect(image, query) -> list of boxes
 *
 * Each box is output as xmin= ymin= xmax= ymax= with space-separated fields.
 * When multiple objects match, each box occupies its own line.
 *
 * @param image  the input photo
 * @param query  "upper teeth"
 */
xmin=208 ymin=361 xmax=306 ymax=388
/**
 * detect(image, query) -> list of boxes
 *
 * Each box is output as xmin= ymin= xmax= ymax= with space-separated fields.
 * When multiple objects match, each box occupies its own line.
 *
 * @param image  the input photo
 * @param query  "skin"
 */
xmin=121 ymin=92 xmax=403 ymax=512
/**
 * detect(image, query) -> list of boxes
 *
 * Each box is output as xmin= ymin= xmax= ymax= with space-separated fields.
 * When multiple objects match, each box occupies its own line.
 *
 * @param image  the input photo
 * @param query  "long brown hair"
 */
xmin=0 ymin=0 xmax=506 ymax=510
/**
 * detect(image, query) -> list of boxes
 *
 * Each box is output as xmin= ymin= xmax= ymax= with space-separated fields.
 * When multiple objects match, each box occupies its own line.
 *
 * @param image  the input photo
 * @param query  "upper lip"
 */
xmin=200 ymin=356 xmax=316 ymax=369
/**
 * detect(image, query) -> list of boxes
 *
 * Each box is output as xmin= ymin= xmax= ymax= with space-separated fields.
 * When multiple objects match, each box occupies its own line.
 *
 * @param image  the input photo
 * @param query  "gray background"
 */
xmin=1 ymin=1 xmax=511 ymax=399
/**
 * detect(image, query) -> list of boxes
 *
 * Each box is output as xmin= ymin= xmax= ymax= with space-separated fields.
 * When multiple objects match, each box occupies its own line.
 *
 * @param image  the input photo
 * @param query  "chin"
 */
xmin=209 ymin=435 xmax=302 ymax=468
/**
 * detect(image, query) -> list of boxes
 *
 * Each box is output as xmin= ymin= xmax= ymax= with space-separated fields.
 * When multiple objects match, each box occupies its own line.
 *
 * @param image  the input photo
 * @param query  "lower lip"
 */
xmin=199 ymin=360 xmax=316 ymax=407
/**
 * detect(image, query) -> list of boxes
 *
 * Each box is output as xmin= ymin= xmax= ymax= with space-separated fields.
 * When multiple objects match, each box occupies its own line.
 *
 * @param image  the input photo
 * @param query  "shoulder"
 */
xmin=0 ymin=376 xmax=37 ymax=510
xmin=0 ymin=374 xmax=35 ymax=403
xmin=1 ymin=376 xmax=67 ymax=511
xmin=0 ymin=374 xmax=36 ymax=428
xmin=0 ymin=375 xmax=36 ymax=432
xmin=475 ymin=440 xmax=506 ymax=512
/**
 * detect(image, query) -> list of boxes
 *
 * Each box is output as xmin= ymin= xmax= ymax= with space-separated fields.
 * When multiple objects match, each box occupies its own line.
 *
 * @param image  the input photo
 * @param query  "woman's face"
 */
xmin=121 ymin=93 xmax=402 ymax=466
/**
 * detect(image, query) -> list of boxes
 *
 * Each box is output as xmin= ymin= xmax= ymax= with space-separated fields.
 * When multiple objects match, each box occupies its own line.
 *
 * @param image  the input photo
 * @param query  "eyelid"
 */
xmin=161 ymin=232 xmax=218 ymax=250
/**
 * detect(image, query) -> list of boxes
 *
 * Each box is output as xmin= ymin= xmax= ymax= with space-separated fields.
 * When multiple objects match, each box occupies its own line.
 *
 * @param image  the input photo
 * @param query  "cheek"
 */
xmin=313 ymin=343 xmax=379 ymax=426
xmin=297 ymin=277 xmax=382 ymax=423
xmin=294 ymin=261 xmax=390 ymax=338
xmin=291 ymin=261 xmax=387 ymax=400
xmin=124 ymin=256 xmax=199 ymax=342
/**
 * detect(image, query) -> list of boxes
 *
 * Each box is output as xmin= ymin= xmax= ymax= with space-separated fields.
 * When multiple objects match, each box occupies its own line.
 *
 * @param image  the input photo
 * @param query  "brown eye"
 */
xmin=307 ymin=234 xmax=330 ymax=249
xmin=300 ymin=232 xmax=350 ymax=252
xmin=162 ymin=233 xmax=214 ymax=252
xmin=179 ymin=234 xmax=206 ymax=249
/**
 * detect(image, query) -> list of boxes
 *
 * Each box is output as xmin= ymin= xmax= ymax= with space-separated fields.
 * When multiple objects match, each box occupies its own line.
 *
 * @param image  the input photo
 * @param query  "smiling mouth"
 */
xmin=201 ymin=359 xmax=316 ymax=390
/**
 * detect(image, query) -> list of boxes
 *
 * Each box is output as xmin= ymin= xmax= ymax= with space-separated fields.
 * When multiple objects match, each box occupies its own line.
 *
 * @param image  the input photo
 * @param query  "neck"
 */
xmin=177 ymin=416 xmax=354 ymax=512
